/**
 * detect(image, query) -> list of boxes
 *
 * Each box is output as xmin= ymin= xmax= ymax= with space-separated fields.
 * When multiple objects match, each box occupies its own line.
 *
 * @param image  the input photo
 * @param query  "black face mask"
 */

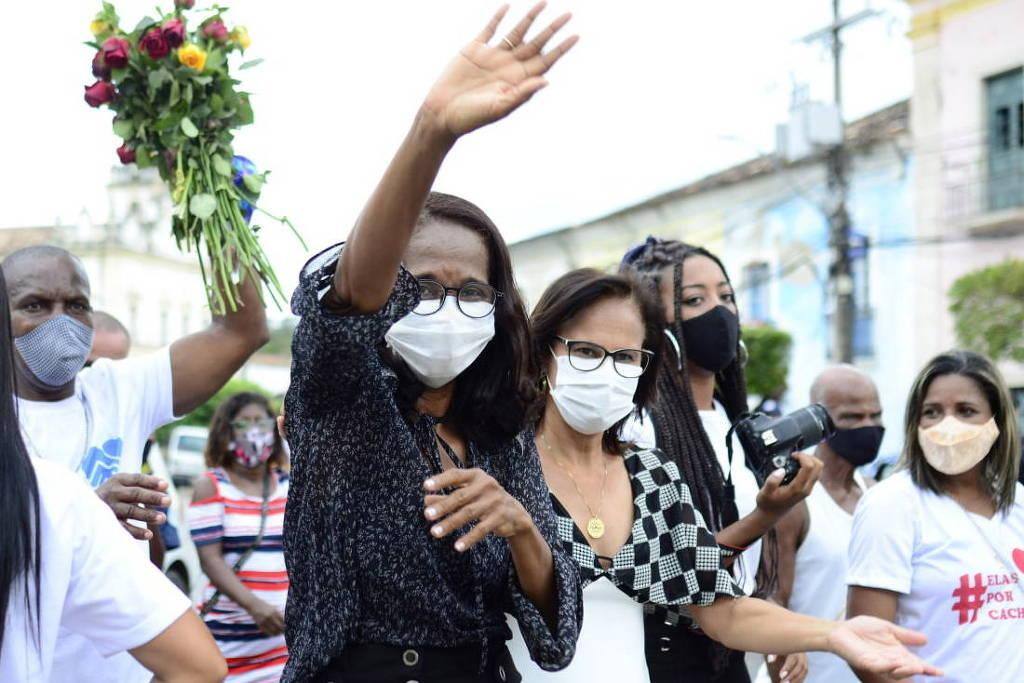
xmin=676 ymin=305 xmax=740 ymax=373
xmin=827 ymin=425 xmax=885 ymax=467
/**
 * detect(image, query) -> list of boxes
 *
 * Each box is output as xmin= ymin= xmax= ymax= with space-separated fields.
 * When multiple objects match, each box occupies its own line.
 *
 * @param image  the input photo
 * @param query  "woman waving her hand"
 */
xmin=283 ymin=5 xmax=581 ymax=683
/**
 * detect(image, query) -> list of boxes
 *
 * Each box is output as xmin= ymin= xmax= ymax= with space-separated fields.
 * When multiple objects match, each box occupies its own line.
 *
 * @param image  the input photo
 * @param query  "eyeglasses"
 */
xmin=413 ymin=279 xmax=503 ymax=319
xmin=555 ymin=336 xmax=653 ymax=379
xmin=230 ymin=417 xmax=276 ymax=431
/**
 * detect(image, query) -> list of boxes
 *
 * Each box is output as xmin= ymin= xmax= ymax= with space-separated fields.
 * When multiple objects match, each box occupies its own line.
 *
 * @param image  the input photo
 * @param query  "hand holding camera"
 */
xmin=734 ymin=404 xmax=833 ymax=517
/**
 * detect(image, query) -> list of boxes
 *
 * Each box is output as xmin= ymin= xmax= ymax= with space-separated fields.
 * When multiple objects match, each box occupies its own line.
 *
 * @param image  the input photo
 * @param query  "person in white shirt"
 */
xmin=848 ymin=350 xmax=1023 ymax=683
xmin=2 ymin=244 xmax=270 ymax=683
xmin=761 ymin=366 xmax=884 ymax=683
xmin=0 ymin=267 xmax=225 ymax=683
xmin=621 ymin=237 xmax=822 ymax=682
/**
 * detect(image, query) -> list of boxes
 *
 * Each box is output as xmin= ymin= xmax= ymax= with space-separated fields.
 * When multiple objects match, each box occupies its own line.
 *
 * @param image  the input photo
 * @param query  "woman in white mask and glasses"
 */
xmin=848 ymin=350 xmax=1024 ymax=683
xmin=281 ymin=6 xmax=582 ymax=682
xmin=509 ymin=268 xmax=943 ymax=682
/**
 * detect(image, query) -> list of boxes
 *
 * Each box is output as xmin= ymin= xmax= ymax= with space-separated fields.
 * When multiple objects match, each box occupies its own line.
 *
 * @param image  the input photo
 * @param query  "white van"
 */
xmin=167 ymin=425 xmax=209 ymax=487
xmin=146 ymin=441 xmax=204 ymax=604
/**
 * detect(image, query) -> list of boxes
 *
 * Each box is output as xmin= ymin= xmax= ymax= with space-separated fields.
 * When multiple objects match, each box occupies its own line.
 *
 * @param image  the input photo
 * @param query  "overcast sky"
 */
xmin=1 ymin=0 xmax=911 ymax=309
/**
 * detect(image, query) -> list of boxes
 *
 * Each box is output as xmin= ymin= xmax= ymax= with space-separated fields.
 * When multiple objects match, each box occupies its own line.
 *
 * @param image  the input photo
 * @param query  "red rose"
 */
xmin=116 ymin=144 xmax=136 ymax=165
xmin=91 ymin=51 xmax=111 ymax=81
xmin=174 ymin=0 xmax=195 ymax=8
xmin=84 ymin=81 xmax=116 ymax=107
xmin=101 ymin=37 xmax=130 ymax=69
xmin=202 ymin=19 xmax=229 ymax=42
xmin=140 ymin=28 xmax=170 ymax=59
xmin=162 ymin=19 xmax=185 ymax=48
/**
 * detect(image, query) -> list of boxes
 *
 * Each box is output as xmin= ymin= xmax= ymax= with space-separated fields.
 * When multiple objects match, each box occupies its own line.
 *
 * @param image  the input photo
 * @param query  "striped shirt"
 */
xmin=188 ymin=468 xmax=290 ymax=682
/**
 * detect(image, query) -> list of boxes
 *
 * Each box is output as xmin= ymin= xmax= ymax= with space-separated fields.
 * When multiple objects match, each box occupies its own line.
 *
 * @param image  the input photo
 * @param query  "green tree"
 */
xmin=949 ymin=259 xmax=1024 ymax=363
xmin=155 ymin=377 xmax=275 ymax=444
xmin=742 ymin=325 xmax=793 ymax=400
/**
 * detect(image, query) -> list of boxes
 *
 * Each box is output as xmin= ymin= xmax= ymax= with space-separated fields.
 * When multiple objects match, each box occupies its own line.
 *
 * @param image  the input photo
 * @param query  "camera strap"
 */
xmin=721 ymin=422 xmax=740 ymax=528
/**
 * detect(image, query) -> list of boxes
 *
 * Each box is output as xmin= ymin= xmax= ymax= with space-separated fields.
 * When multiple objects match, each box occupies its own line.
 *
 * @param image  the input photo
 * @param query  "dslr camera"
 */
xmin=734 ymin=404 xmax=835 ymax=485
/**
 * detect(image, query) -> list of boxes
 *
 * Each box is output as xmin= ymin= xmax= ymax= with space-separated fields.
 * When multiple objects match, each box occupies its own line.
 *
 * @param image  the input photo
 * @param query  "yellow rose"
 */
xmin=90 ymin=19 xmax=111 ymax=37
xmin=177 ymin=44 xmax=208 ymax=72
xmin=231 ymin=26 xmax=252 ymax=50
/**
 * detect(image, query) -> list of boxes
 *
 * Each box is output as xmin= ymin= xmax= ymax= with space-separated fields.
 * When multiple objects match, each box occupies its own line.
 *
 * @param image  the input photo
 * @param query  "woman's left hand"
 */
xmin=828 ymin=616 xmax=943 ymax=679
xmin=423 ymin=468 xmax=534 ymax=552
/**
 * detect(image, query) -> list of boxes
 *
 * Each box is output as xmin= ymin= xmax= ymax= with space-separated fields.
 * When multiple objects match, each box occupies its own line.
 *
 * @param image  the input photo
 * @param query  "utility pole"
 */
xmin=803 ymin=2 xmax=878 ymax=363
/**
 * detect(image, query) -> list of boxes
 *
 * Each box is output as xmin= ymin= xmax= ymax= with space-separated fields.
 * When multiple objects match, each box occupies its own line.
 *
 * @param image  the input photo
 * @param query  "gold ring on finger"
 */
xmin=502 ymin=37 xmax=516 ymax=49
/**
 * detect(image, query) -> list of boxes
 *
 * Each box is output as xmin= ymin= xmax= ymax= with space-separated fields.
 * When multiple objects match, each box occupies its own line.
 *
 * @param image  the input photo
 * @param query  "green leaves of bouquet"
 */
xmin=85 ymin=0 xmax=301 ymax=314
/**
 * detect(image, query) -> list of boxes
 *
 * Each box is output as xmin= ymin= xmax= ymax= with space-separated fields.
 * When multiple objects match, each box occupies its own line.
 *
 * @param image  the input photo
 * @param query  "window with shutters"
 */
xmin=986 ymin=68 xmax=1024 ymax=211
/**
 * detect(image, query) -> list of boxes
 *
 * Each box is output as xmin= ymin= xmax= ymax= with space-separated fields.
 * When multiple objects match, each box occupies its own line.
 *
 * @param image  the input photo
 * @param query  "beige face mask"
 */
xmin=918 ymin=415 xmax=1000 ymax=475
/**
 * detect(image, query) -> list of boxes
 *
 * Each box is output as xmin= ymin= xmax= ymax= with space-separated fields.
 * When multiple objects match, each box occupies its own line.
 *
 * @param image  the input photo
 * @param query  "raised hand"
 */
xmin=421 ymin=2 xmax=578 ymax=139
xmin=828 ymin=616 xmax=943 ymax=679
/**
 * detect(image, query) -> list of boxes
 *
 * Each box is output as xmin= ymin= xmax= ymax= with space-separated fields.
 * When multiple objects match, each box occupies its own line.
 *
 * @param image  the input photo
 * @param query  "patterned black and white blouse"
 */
xmin=282 ymin=244 xmax=582 ymax=682
xmin=552 ymin=447 xmax=742 ymax=622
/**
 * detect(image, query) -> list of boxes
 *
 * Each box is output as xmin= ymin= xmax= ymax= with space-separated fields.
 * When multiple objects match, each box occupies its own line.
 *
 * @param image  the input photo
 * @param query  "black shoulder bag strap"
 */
xmin=199 ymin=469 xmax=272 ymax=618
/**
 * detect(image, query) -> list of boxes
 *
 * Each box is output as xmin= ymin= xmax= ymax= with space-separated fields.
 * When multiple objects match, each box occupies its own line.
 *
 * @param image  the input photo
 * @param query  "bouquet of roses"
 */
xmin=84 ymin=0 xmax=301 ymax=313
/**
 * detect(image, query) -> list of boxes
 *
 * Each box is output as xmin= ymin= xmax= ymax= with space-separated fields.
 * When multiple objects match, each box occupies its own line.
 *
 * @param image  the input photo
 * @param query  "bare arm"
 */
xmin=328 ymin=3 xmax=576 ymax=314
xmin=691 ymin=597 xmax=939 ymax=680
xmin=770 ymin=501 xmax=810 ymax=608
xmin=847 ymin=586 xmax=902 ymax=683
xmin=508 ymin=524 xmax=557 ymax=627
xmin=190 ymin=476 xmax=283 ymax=636
xmin=130 ymin=609 xmax=227 ymax=683
xmin=170 ymin=266 xmax=270 ymax=416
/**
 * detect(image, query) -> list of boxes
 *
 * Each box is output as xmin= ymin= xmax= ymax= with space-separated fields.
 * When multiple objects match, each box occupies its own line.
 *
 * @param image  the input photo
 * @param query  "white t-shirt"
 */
xmin=847 ymin=470 xmax=1024 ymax=683
xmin=16 ymin=350 xmax=178 ymax=683
xmin=0 ymin=458 xmax=191 ymax=683
xmin=17 ymin=350 xmax=175 ymax=487
xmin=624 ymin=403 xmax=762 ymax=594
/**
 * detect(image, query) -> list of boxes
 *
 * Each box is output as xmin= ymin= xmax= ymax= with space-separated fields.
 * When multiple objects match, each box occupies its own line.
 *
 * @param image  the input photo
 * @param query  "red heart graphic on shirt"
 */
xmin=1013 ymin=548 xmax=1024 ymax=573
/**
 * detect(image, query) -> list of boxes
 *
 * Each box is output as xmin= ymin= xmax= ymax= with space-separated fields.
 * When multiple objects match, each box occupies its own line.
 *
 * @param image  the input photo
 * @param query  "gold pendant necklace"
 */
xmin=539 ymin=431 xmax=609 ymax=539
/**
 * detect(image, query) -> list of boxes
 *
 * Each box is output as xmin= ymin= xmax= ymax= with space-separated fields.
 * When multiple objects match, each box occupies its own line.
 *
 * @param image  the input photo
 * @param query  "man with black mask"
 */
xmin=759 ymin=365 xmax=883 ymax=683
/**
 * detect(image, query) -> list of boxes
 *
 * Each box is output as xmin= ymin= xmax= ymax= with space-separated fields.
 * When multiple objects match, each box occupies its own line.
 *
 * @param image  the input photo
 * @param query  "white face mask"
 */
xmin=918 ymin=415 xmax=1000 ymax=475
xmin=549 ymin=354 xmax=638 ymax=436
xmin=384 ymin=298 xmax=495 ymax=389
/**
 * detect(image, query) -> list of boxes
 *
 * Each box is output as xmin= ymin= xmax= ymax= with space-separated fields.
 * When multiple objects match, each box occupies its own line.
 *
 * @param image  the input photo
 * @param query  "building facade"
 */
xmin=907 ymin=0 xmax=1024 ymax=392
xmin=509 ymin=102 xmax=916 ymax=457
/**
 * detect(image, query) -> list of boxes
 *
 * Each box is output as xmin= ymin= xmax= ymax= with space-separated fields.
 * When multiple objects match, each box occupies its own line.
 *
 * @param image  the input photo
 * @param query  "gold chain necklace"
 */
xmin=539 ymin=431 xmax=609 ymax=539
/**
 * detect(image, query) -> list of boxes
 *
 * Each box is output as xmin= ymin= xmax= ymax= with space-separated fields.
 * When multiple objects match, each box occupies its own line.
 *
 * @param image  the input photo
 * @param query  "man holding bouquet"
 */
xmin=2 ymin=243 xmax=270 ymax=683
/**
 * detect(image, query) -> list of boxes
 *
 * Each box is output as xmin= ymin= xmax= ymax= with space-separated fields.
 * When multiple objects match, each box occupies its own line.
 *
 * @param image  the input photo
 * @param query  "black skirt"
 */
xmin=644 ymin=612 xmax=751 ymax=683
xmin=313 ymin=641 xmax=522 ymax=683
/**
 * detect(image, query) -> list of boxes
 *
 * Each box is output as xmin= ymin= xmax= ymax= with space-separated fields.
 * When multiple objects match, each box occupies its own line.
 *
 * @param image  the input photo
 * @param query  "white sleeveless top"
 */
xmin=508 ymin=577 xmax=648 ymax=681
xmin=787 ymin=473 xmax=866 ymax=683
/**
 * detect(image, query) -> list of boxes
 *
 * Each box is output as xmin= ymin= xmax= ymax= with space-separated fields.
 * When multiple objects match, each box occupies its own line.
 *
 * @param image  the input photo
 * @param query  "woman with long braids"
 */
xmin=0 ymin=269 xmax=226 ymax=682
xmin=506 ymin=268 xmax=940 ymax=682
xmin=622 ymin=237 xmax=823 ymax=682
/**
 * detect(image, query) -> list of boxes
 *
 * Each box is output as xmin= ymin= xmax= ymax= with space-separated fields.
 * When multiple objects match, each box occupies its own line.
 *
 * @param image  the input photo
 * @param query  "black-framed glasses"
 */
xmin=231 ymin=417 xmax=276 ymax=432
xmin=554 ymin=336 xmax=653 ymax=379
xmin=413 ymin=279 xmax=503 ymax=319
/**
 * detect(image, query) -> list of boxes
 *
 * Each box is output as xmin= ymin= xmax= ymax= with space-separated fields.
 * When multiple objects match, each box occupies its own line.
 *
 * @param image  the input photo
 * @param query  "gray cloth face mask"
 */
xmin=14 ymin=315 xmax=95 ymax=387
